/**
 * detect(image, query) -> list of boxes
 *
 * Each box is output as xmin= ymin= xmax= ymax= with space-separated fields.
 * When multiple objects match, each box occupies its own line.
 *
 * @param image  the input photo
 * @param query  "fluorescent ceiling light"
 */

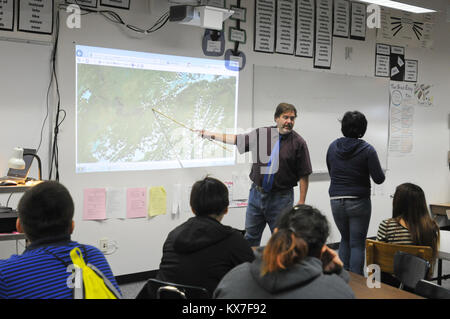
xmin=358 ymin=0 xmax=436 ymax=13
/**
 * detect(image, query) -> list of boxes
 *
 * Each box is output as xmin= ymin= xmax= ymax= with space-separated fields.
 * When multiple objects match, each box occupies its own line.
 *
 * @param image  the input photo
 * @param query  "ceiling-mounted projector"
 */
xmin=169 ymin=5 xmax=234 ymax=30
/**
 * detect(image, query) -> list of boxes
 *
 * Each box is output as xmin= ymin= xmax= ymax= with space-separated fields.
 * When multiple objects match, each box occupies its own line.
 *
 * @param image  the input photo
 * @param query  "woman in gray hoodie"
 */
xmin=213 ymin=205 xmax=355 ymax=299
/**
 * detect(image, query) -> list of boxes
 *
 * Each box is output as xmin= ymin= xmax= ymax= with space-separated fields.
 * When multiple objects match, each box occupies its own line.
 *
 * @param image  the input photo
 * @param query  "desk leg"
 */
xmin=14 ymin=238 xmax=27 ymax=255
xmin=438 ymin=259 xmax=442 ymax=286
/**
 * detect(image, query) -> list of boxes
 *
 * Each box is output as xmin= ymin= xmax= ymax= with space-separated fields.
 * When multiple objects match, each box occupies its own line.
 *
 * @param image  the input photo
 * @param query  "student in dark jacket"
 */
xmin=214 ymin=205 xmax=355 ymax=299
xmin=326 ymin=111 xmax=385 ymax=275
xmin=156 ymin=176 xmax=255 ymax=297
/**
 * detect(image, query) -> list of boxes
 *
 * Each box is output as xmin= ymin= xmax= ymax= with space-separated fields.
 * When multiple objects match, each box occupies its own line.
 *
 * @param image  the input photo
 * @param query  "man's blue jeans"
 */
xmin=330 ymin=198 xmax=371 ymax=275
xmin=244 ymin=184 xmax=294 ymax=247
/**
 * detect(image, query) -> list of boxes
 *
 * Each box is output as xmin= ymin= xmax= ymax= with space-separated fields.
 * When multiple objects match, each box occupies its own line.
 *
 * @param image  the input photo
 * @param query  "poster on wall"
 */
xmin=229 ymin=27 xmax=246 ymax=43
xmin=230 ymin=6 xmax=246 ymax=21
xmin=350 ymin=2 xmax=366 ymax=40
xmin=389 ymin=82 xmax=415 ymax=156
xmin=375 ymin=54 xmax=390 ymax=77
xmin=378 ymin=7 xmax=434 ymax=49
xmin=254 ymin=0 xmax=276 ymax=53
xmin=0 ymin=0 xmax=14 ymax=31
xmin=333 ymin=0 xmax=350 ymax=38
xmin=295 ymin=0 xmax=315 ymax=58
xmin=390 ymin=46 xmax=405 ymax=81
xmin=18 ymin=0 xmax=54 ymax=34
xmin=375 ymin=43 xmax=390 ymax=77
xmin=376 ymin=43 xmax=390 ymax=55
xmin=404 ymin=59 xmax=418 ymax=82
xmin=414 ymin=83 xmax=433 ymax=107
xmin=224 ymin=181 xmax=248 ymax=208
xmin=314 ymin=0 xmax=333 ymax=69
xmin=275 ymin=0 xmax=295 ymax=54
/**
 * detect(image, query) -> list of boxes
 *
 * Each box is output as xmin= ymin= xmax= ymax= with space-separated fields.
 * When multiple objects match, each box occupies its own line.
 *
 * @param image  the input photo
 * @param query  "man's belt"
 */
xmin=254 ymin=184 xmax=291 ymax=194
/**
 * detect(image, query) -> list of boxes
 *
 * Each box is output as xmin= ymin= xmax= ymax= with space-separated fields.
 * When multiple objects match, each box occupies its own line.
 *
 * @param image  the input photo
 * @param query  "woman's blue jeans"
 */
xmin=244 ymin=184 xmax=294 ymax=247
xmin=330 ymin=198 xmax=371 ymax=275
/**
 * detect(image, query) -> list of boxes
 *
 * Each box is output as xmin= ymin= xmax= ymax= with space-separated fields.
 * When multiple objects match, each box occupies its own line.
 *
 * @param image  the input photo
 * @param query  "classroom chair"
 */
xmin=414 ymin=279 xmax=450 ymax=299
xmin=135 ymin=278 xmax=209 ymax=299
xmin=365 ymin=239 xmax=434 ymax=282
xmin=393 ymin=251 xmax=430 ymax=290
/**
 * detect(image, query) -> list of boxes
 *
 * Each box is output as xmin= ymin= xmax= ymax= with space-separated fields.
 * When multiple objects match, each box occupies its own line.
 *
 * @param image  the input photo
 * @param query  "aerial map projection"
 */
xmin=75 ymin=45 xmax=238 ymax=173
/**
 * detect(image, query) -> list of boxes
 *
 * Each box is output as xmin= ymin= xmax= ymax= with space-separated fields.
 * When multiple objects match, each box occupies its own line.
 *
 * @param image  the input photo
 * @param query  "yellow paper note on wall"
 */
xmin=148 ymin=186 xmax=167 ymax=217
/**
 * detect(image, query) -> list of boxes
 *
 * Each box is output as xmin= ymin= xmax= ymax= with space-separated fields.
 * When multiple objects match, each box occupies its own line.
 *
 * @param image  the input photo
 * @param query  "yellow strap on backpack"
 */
xmin=70 ymin=247 xmax=118 ymax=299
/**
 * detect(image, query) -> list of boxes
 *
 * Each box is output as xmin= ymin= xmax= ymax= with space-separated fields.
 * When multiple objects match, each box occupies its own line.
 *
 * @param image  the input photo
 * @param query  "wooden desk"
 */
xmin=0 ymin=180 xmax=42 ymax=194
xmin=0 ymin=185 xmax=32 ymax=194
xmin=348 ymin=272 xmax=423 ymax=299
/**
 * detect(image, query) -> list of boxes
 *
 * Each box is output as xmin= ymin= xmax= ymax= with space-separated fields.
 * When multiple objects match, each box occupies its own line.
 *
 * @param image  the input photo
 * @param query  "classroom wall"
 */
xmin=0 ymin=8 xmax=54 ymax=257
xmin=1 ymin=0 xmax=449 ymax=277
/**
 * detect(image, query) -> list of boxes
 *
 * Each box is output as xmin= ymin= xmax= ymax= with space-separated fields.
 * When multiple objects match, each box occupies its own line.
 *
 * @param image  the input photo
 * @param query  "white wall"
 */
xmin=1 ymin=0 xmax=449 ymax=276
xmin=0 ymin=8 xmax=53 ymax=255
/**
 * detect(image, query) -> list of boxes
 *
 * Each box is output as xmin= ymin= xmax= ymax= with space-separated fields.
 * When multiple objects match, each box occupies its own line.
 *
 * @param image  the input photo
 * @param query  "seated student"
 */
xmin=376 ymin=183 xmax=440 ymax=284
xmin=156 ymin=176 xmax=255 ymax=297
xmin=213 ymin=205 xmax=355 ymax=299
xmin=0 ymin=181 xmax=121 ymax=299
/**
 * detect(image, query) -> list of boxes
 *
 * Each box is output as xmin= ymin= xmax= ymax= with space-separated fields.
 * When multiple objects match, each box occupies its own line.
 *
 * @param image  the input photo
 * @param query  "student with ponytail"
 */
xmin=214 ymin=205 xmax=355 ymax=299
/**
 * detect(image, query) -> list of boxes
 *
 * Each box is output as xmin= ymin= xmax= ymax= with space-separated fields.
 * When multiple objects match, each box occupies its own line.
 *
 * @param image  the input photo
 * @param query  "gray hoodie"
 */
xmin=213 ymin=250 xmax=355 ymax=299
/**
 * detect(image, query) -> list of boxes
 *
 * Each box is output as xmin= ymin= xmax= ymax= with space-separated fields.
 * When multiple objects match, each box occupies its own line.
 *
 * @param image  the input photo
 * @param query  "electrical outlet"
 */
xmin=99 ymin=237 xmax=108 ymax=253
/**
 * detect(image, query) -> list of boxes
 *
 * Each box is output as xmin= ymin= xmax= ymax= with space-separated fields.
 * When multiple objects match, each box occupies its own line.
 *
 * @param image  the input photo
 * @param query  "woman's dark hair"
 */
xmin=190 ymin=176 xmax=229 ymax=217
xmin=392 ymin=183 xmax=440 ymax=259
xmin=341 ymin=111 xmax=367 ymax=138
xmin=274 ymin=103 xmax=297 ymax=119
xmin=18 ymin=181 xmax=74 ymax=242
xmin=261 ymin=205 xmax=329 ymax=275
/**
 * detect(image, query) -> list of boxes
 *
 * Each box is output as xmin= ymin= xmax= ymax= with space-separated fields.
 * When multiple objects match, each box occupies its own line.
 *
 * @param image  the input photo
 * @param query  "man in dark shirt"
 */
xmin=199 ymin=103 xmax=312 ymax=246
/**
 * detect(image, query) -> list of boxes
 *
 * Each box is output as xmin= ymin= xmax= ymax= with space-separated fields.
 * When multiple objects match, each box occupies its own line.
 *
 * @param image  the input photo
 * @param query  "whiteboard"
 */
xmin=253 ymin=65 xmax=389 ymax=172
xmin=0 ymin=39 xmax=52 ymax=177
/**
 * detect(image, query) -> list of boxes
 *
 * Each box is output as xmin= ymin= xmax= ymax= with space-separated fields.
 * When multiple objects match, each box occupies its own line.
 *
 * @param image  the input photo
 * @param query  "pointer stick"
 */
xmin=152 ymin=112 xmax=184 ymax=169
xmin=152 ymin=108 xmax=194 ymax=132
xmin=151 ymin=108 xmax=232 ymax=152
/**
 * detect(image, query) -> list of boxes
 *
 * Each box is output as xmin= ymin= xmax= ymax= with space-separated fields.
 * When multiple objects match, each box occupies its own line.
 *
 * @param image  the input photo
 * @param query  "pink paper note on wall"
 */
xmin=83 ymin=188 xmax=106 ymax=220
xmin=127 ymin=187 xmax=147 ymax=219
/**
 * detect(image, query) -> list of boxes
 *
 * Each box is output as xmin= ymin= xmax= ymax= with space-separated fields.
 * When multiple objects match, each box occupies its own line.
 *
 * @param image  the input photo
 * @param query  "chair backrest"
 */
xmin=393 ymin=251 xmax=430 ymax=290
xmin=415 ymin=280 xmax=450 ymax=299
xmin=365 ymin=239 xmax=434 ymax=277
xmin=135 ymin=278 xmax=209 ymax=299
